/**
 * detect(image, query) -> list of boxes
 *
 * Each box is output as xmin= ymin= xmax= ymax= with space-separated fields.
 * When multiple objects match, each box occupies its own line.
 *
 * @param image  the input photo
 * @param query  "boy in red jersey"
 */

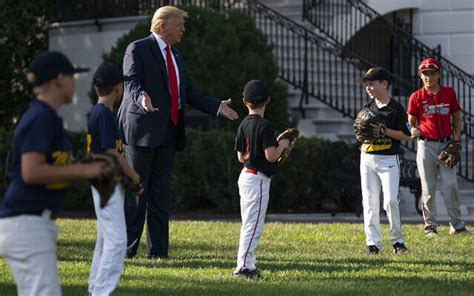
xmin=408 ymin=58 xmax=469 ymax=236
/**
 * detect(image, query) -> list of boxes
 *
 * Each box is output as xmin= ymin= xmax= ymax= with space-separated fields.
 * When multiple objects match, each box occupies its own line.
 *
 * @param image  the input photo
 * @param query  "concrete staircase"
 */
xmin=258 ymin=0 xmax=474 ymax=218
xmin=260 ymin=0 xmax=359 ymax=143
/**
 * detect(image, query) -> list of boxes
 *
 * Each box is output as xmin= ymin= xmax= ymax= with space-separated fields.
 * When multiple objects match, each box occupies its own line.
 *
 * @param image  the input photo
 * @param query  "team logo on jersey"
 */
xmin=422 ymin=103 xmax=450 ymax=117
xmin=46 ymin=151 xmax=72 ymax=190
xmin=361 ymin=137 xmax=392 ymax=152
xmin=86 ymin=134 xmax=92 ymax=154
xmin=116 ymin=138 xmax=124 ymax=155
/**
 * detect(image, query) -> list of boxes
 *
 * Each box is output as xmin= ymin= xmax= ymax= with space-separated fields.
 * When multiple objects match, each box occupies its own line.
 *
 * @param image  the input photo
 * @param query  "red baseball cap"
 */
xmin=418 ymin=57 xmax=441 ymax=72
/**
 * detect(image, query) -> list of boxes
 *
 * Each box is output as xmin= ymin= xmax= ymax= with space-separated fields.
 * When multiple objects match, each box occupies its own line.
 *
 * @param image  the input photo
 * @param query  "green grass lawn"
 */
xmin=0 ymin=220 xmax=473 ymax=295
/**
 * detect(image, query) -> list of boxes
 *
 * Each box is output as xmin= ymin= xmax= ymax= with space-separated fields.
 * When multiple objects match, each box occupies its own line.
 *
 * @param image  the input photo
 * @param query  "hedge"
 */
xmin=1 ymin=129 xmax=362 ymax=214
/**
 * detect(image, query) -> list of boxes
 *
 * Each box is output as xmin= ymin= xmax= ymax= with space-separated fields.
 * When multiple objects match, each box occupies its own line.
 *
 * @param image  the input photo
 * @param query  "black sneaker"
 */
xmin=233 ymin=268 xmax=260 ymax=279
xmin=449 ymin=226 xmax=471 ymax=235
xmin=367 ymin=245 xmax=379 ymax=255
xmin=392 ymin=242 xmax=408 ymax=254
xmin=424 ymin=225 xmax=438 ymax=236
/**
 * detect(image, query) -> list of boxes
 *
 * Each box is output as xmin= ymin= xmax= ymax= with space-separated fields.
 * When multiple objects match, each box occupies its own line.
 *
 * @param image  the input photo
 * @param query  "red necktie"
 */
xmin=165 ymin=46 xmax=179 ymax=125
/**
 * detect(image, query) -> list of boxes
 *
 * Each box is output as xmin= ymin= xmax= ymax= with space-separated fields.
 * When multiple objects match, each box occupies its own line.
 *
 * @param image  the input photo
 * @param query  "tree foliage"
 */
xmin=98 ymin=5 xmax=291 ymax=131
xmin=0 ymin=0 xmax=55 ymax=127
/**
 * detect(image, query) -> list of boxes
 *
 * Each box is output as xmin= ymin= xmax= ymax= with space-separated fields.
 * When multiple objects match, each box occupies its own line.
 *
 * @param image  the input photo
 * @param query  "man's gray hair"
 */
xmin=150 ymin=6 xmax=188 ymax=33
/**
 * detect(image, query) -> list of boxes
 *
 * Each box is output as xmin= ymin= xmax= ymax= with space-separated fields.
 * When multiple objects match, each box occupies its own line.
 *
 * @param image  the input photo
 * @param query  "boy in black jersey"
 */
xmin=356 ymin=68 xmax=413 ymax=255
xmin=233 ymin=80 xmax=290 ymax=278
xmin=87 ymin=63 xmax=142 ymax=295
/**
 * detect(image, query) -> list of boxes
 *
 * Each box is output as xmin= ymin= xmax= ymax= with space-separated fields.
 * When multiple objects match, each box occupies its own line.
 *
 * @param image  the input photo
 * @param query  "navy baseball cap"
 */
xmin=357 ymin=67 xmax=391 ymax=84
xmin=93 ymin=63 xmax=127 ymax=88
xmin=243 ymin=80 xmax=269 ymax=104
xmin=27 ymin=51 xmax=89 ymax=86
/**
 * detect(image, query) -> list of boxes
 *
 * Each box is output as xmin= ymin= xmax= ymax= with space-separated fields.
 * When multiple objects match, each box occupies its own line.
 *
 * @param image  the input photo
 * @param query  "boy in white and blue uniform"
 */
xmin=87 ymin=63 xmax=142 ymax=296
xmin=233 ymin=80 xmax=290 ymax=278
xmin=0 ymin=51 xmax=104 ymax=296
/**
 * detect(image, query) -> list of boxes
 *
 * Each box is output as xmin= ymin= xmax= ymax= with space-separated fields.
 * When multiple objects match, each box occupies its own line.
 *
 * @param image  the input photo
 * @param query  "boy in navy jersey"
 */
xmin=87 ymin=63 xmax=142 ymax=296
xmin=233 ymin=80 xmax=290 ymax=278
xmin=0 ymin=51 xmax=104 ymax=296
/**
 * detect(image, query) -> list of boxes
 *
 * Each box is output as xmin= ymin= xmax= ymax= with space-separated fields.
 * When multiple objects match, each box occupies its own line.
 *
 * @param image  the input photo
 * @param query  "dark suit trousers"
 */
xmin=123 ymin=124 xmax=177 ymax=258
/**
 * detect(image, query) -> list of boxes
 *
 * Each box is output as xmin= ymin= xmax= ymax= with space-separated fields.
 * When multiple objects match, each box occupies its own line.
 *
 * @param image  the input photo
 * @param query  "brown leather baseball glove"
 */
xmin=276 ymin=128 xmax=299 ymax=164
xmin=438 ymin=140 xmax=461 ymax=169
xmin=121 ymin=175 xmax=144 ymax=196
xmin=83 ymin=153 xmax=121 ymax=208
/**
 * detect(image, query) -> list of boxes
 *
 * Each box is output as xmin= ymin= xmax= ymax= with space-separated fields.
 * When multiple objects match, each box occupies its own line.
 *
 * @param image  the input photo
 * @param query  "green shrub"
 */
xmin=95 ymin=6 xmax=291 ymax=131
xmin=0 ymin=0 xmax=54 ymax=128
xmin=0 ymin=127 xmax=362 ymax=214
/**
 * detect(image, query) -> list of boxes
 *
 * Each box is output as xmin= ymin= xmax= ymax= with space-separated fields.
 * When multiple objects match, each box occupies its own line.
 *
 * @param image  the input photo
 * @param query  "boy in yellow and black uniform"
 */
xmin=356 ymin=67 xmax=413 ymax=255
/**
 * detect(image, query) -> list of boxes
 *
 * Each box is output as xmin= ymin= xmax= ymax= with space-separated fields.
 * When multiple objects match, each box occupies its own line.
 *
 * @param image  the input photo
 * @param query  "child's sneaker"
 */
xmin=424 ymin=225 xmax=438 ymax=236
xmin=392 ymin=242 xmax=408 ymax=254
xmin=367 ymin=245 xmax=379 ymax=255
xmin=449 ymin=226 xmax=471 ymax=235
xmin=233 ymin=268 xmax=260 ymax=279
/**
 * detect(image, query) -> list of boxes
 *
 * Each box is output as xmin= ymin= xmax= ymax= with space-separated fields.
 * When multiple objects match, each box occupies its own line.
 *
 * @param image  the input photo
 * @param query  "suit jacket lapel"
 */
xmin=147 ymin=34 xmax=169 ymax=91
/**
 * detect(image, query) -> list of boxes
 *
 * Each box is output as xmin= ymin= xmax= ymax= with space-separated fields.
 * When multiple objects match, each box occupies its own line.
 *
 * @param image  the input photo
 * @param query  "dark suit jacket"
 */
xmin=117 ymin=34 xmax=220 ymax=151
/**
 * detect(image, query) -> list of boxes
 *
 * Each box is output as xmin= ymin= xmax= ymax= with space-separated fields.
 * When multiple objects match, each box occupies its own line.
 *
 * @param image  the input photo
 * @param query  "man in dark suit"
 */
xmin=117 ymin=5 xmax=238 ymax=259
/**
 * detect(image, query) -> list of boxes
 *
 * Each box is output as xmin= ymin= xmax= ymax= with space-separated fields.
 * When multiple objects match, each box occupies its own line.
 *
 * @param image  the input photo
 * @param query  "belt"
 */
xmin=244 ymin=168 xmax=258 ymax=174
xmin=419 ymin=136 xmax=451 ymax=143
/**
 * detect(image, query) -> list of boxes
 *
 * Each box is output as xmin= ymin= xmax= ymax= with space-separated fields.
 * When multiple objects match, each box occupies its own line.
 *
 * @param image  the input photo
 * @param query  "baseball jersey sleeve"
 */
xmin=396 ymin=105 xmax=410 ymax=135
xmin=234 ymin=126 xmax=244 ymax=153
xmin=448 ymin=87 xmax=461 ymax=113
xmin=261 ymin=124 xmax=278 ymax=150
xmin=21 ymin=113 xmax=55 ymax=154
xmin=407 ymin=92 xmax=419 ymax=116
xmin=97 ymin=111 xmax=119 ymax=150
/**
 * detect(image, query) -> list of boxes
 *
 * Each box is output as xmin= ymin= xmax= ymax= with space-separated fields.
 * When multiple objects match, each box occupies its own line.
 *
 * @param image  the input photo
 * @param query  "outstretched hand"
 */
xmin=219 ymin=99 xmax=239 ymax=121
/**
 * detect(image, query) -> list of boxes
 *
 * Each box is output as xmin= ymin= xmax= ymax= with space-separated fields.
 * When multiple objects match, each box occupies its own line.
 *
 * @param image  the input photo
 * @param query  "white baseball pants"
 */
xmin=235 ymin=170 xmax=270 ymax=272
xmin=0 ymin=212 xmax=61 ymax=296
xmin=360 ymin=152 xmax=404 ymax=249
xmin=416 ymin=140 xmax=464 ymax=229
xmin=89 ymin=185 xmax=127 ymax=296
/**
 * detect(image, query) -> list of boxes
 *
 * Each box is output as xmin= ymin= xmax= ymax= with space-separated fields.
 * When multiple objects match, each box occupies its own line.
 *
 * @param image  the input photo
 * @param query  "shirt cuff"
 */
xmin=216 ymin=102 xmax=222 ymax=116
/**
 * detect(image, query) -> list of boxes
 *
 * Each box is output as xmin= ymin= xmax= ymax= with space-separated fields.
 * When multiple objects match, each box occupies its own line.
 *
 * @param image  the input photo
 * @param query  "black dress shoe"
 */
xmin=147 ymin=254 xmax=171 ymax=260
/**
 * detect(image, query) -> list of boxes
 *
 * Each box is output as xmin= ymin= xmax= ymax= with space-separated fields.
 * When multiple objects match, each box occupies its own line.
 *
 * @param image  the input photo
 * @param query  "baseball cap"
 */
xmin=243 ymin=80 xmax=269 ymax=104
xmin=419 ymin=57 xmax=441 ymax=72
xmin=357 ymin=67 xmax=391 ymax=84
xmin=93 ymin=63 xmax=127 ymax=88
xmin=27 ymin=51 xmax=89 ymax=86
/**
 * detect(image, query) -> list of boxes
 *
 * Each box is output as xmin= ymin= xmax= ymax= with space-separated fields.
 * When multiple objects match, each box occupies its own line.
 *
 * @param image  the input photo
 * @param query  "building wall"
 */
xmin=369 ymin=0 xmax=474 ymax=76
xmin=49 ymin=16 xmax=147 ymax=131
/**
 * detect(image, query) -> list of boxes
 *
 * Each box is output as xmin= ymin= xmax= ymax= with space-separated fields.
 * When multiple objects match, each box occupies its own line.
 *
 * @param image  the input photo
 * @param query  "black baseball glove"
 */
xmin=353 ymin=107 xmax=386 ymax=142
xmin=82 ymin=153 xmax=121 ymax=208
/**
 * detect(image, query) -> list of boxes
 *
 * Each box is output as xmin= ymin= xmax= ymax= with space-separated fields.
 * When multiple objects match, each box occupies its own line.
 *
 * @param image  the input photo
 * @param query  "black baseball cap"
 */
xmin=27 ymin=51 xmax=89 ymax=86
xmin=357 ymin=67 xmax=391 ymax=84
xmin=93 ymin=63 xmax=127 ymax=88
xmin=243 ymin=80 xmax=269 ymax=104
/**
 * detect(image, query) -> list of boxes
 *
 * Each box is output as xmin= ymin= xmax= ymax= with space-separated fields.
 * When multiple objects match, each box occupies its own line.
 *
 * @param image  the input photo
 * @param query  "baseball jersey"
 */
xmin=407 ymin=86 xmax=460 ymax=140
xmin=360 ymin=99 xmax=410 ymax=155
xmin=234 ymin=114 xmax=279 ymax=177
xmin=0 ymin=99 xmax=72 ymax=218
xmin=87 ymin=103 xmax=123 ymax=154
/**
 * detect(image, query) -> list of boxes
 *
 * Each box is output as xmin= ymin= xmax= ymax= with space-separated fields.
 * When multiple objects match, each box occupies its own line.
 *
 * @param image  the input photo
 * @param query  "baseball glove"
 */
xmin=83 ymin=153 xmax=121 ymax=208
xmin=353 ymin=107 xmax=386 ymax=142
xmin=121 ymin=175 xmax=144 ymax=196
xmin=438 ymin=140 xmax=461 ymax=169
xmin=277 ymin=128 xmax=299 ymax=164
